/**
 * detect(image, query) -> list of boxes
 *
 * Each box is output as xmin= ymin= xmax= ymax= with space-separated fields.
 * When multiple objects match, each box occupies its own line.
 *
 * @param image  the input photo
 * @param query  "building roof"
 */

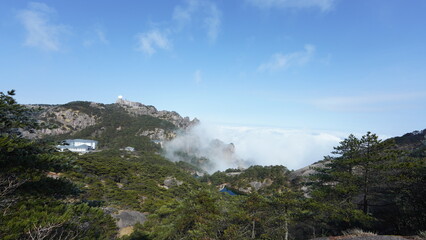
xmin=57 ymin=144 xmax=91 ymax=150
xmin=65 ymin=139 xmax=98 ymax=143
xmin=219 ymin=187 xmax=237 ymax=196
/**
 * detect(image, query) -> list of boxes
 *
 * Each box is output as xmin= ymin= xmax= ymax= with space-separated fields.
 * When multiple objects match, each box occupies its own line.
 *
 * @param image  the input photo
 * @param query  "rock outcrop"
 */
xmin=116 ymin=98 xmax=199 ymax=129
xmin=289 ymin=161 xmax=325 ymax=180
xmin=236 ymin=178 xmax=274 ymax=193
xmin=163 ymin=176 xmax=183 ymax=188
xmin=23 ymin=105 xmax=98 ymax=138
xmin=23 ymin=98 xmax=198 ymax=140
xmin=111 ymin=210 xmax=147 ymax=229
xmin=104 ymin=208 xmax=147 ymax=237
xmin=137 ymin=128 xmax=176 ymax=141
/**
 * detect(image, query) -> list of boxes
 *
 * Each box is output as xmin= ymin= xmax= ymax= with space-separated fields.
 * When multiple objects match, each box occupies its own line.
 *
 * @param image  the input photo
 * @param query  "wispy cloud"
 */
xmin=95 ymin=28 xmax=108 ymax=45
xmin=173 ymin=0 xmax=222 ymax=42
xmin=204 ymin=3 xmax=221 ymax=42
xmin=135 ymin=0 xmax=221 ymax=55
xmin=247 ymin=0 xmax=335 ymax=12
xmin=312 ymin=92 xmax=426 ymax=112
xmin=136 ymin=29 xmax=171 ymax=55
xmin=17 ymin=2 xmax=68 ymax=51
xmin=173 ymin=0 xmax=200 ymax=27
xmin=258 ymin=44 xmax=315 ymax=72
xmin=83 ymin=25 xmax=109 ymax=47
xmin=194 ymin=69 xmax=203 ymax=84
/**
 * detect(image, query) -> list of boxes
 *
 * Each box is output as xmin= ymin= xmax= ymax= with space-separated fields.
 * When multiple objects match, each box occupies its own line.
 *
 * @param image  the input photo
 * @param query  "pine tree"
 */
xmin=308 ymin=132 xmax=400 ymax=233
xmin=0 ymin=90 xmax=117 ymax=239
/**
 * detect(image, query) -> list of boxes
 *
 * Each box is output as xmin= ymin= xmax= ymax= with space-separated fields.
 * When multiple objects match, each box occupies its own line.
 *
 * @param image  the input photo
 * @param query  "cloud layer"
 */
xmin=17 ymin=2 xmax=68 ymax=51
xmin=164 ymin=122 xmax=343 ymax=172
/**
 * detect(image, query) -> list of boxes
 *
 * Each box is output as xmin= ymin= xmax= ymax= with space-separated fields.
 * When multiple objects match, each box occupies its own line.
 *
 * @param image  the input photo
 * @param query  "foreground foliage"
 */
xmin=0 ymin=90 xmax=116 ymax=239
xmin=308 ymin=132 xmax=426 ymax=236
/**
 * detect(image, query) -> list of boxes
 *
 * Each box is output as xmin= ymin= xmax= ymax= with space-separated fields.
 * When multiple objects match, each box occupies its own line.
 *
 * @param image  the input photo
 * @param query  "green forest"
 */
xmin=1 ymin=90 xmax=425 ymax=240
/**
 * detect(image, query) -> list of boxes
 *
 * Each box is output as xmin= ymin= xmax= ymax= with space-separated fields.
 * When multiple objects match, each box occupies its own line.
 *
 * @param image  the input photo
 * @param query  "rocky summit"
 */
xmin=115 ymin=98 xmax=199 ymax=129
xmin=24 ymin=98 xmax=199 ymax=140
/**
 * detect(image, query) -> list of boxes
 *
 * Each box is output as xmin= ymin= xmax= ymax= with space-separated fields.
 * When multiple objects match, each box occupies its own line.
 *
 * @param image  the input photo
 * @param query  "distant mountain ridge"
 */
xmin=115 ymin=98 xmax=199 ymax=129
xmin=24 ymin=98 xmax=245 ymax=173
xmin=393 ymin=129 xmax=426 ymax=148
xmin=291 ymin=129 xmax=426 ymax=178
xmin=24 ymin=98 xmax=426 ymax=173
xmin=25 ymin=98 xmax=198 ymax=141
xmin=23 ymin=98 xmax=199 ymax=154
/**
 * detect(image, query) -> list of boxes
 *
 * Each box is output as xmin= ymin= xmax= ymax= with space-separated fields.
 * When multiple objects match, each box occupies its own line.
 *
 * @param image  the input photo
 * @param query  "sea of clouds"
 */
xmin=164 ymin=122 xmax=347 ymax=172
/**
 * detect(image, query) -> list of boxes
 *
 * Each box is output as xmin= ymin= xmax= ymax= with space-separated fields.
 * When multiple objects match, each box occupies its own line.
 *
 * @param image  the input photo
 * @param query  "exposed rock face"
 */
xmin=111 ymin=210 xmax=147 ymax=229
xmin=250 ymin=178 xmax=273 ymax=191
xmin=237 ymin=178 xmax=274 ymax=193
xmin=116 ymin=98 xmax=199 ymax=129
xmin=23 ymin=98 xmax=198 ymax=140
xmin=289 ymin=161 xmax=326 ymax=197
xmin=289 ymin=161 xmax=325 ymax=180
xmin=23 ymin=105 xmax=98 ymax=138
xmin=137 ymin=128 xmax=176 ymax=141
xmin=163 ymin=176 xmax=183 ymax=188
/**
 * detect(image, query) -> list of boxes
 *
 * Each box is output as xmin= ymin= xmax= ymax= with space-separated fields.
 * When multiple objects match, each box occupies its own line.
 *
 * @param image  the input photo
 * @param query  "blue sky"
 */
xmin=1 ymin=0 xmax=426 ymax=137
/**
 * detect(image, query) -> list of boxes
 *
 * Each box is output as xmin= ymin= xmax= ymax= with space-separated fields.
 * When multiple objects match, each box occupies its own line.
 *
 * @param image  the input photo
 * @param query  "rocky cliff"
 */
xmin=116 ymin=98 xmax=199 ymax=129
xmin=24 ymin=104 xmax=99 ymax=138
xmin=24 ymin=98 xmax=199 ymax=141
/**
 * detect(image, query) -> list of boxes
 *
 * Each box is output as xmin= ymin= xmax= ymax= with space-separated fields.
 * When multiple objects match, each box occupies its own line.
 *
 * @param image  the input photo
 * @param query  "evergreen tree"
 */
xmin=264 ymin=189 xmax=304 ymax=240
xmin=307 ymin=131 xmax=426 ymax=235
xmin=0 ymin=90 xmax=117 ymax=239
xmin=308 ymin=132 xmax=395 ymax=233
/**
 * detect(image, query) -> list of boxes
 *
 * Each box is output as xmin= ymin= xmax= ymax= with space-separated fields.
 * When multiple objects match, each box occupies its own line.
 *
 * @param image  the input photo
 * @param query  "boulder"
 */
xmin=111 ymin=210 xmax=147 ymax=229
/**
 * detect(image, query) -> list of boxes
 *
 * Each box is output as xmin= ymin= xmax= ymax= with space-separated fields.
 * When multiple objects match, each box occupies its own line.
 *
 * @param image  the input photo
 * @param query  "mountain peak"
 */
xmin=115 ymin=98 xmax=198 ymax=129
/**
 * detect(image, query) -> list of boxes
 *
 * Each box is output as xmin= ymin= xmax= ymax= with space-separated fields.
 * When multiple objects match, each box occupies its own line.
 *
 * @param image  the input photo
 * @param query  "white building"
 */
xmin=57 ymin=139 xmax=98 ymax=153
xmin=124 ymin=146 xmax=135 ymax=152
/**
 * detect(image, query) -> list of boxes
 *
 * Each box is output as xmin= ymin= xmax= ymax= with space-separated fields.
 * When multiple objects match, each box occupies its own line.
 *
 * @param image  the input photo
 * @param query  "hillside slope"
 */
xmin=291 ymin=129 xmax=426 ymax=179
xmin=25 ymin=99 xmax=198 ymax=151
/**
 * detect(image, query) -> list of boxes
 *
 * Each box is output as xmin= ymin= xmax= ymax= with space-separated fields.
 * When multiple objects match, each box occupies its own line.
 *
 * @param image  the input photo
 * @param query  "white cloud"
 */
xmin=136 ymin=29 xmax=171 ymax=55
xmin=312 ymin=92 xmax=426 ymax=112
xmin=173 ymin=0 xmax=200 ymax=27
xmin=172 ymin=0 xmax=221 ymax=42
xmin=210 ymin=125 xmax=342 ymax=170
xmin=204 ymin=3 xmax=221 ymax=42
xmin=194 ymin=69 xmax=203 ymax=84
xmin=95 ymin=28 xmax=108 ymax=45
xmin=247 ymin=0 xmax=335 ymax=12
xmin=164 ymin=122 xmax=343 ymax=172
xmin=17 ymin=2 xmax=68 ymax=51
xmin=258 ymin=44 xmax=315 ymax=72
xmin=135 ymin=0 xmax=221 ymax=55
xmin=83 ymin=26 xmax=109 ymax=47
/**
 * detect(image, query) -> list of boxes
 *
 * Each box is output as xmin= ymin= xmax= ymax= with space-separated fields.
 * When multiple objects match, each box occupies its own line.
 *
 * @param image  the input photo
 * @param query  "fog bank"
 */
xmin=164 ymin=122 xmax=344 ymax=172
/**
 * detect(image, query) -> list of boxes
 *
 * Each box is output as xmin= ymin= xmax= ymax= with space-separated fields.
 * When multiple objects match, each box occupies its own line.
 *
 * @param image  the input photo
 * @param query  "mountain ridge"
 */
xmin=25 ymin=98 xmax=426 ymax=174
xmin=24 ymin=98 xmax=199 ymax=141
